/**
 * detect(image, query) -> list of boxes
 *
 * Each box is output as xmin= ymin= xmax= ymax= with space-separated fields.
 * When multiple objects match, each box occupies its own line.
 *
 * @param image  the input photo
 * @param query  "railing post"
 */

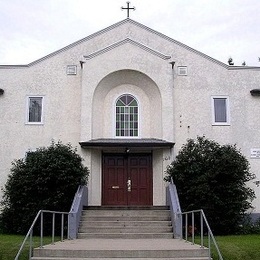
xmin=52 ymin=213 xmax=55 ymax=244
xmin=61 ymin=213 xmax=64 ymax=241
xmin=40 ymin=211 xmax=43 ymax=248
xmin=180 ymin=213 xmax=183 ymax=239
xmin=192 ymin=211 xmax=195 ymax=244
xmin=208 ymin=233 xmax=211 ymax=259
xmin=29 ymin=231 xmax=33 ymax=259
xmin=67 ymin=213 xmax=70 ymax=240
xmin=200 ymin=210 xmax=204 ymax=248
xmin=185 ymin=213 xmax=188 ymax=241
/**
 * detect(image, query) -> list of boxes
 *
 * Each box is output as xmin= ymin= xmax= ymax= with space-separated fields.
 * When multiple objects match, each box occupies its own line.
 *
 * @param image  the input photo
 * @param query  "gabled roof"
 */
xmin=0 ymin=18 xmax=259 ymax=70
xmin=84 ymin=38 xmax=171 ymax=60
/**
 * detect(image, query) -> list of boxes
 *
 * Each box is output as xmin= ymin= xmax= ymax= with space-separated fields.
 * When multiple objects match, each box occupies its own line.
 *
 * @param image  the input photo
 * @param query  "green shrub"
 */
xmin=237 ymin=216 xmax=260 ymax=234
xmin=0 ymin=141 xmax=89 ymax=234
xmin=165 ymin=136 xmax=255 ymax=235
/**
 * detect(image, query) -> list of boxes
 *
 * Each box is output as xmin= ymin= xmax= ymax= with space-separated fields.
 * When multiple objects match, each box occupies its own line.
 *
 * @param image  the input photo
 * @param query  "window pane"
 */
xmin=116 ymin=100 xmax=125 ymax=106
xmin=129 ymin=99 xmax=137 ymax=106
xmin=214 ymin=98 xmax=227 ymax=122
xmin=29 ymin=97 xmax=42 ymax=122
xmin=128 ymin=96 xmax=134 ymax=104
xmin=121 ymin=95 xmax=127 ymax=105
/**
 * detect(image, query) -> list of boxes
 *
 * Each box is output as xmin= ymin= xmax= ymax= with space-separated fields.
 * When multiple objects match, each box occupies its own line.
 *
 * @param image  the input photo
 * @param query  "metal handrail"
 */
xmin=167 ymin=180 xmax=223 ymax=260
xmin=15 ymin=185 xmax=88 ymax=259
xmin=182 ymin=209 xmax=223 ymax=260
xmin=14 ymin=210 xmax=69 ymax=260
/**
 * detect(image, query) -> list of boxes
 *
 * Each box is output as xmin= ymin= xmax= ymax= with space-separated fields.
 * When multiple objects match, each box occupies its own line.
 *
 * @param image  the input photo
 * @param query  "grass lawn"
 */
xmin=0 ymin=234 xmax=29 ymax=260
xmin=0 ymin=234 xmax=259 ymax=259
xmin=0 ymin=234 xmax=57 ymax=260
xmin=213 ymin=234 xmax=260 ymax=260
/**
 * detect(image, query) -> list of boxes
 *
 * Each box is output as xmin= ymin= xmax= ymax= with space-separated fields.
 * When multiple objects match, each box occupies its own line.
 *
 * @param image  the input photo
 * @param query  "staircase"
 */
xmin=78 ymin=206 xmax=173 ymax=239
xmin=32 ymin=206 xmax=209 ymax=260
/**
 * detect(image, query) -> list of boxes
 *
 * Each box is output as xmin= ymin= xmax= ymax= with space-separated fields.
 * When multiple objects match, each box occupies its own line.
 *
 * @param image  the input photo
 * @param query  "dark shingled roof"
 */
xmin=79 ymin=138 xmax=174 ymax=149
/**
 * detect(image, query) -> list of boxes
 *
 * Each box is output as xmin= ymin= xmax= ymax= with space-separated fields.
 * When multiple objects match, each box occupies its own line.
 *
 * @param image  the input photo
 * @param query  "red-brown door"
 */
xmin=102 ymin=154 xmax=152 ymax=206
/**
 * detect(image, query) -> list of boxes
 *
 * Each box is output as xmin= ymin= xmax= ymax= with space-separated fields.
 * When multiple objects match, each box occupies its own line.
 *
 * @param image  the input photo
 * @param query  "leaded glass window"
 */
xmin=116 ymin=94 xmax=138 ymax=137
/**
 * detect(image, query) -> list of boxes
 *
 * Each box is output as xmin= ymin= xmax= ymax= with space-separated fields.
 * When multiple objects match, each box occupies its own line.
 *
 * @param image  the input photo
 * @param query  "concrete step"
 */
xmin=77 ymin=233 xmax=174 ymax=239
xmin=78 ymin=207 xmax=173 ymax=239
xmin=32 ymin=239 xmax=209 ymax=259
xmin=79 ymin=226 xmax=173 ymax=233
xmin=79 ymin=220 xmax=172 ymax=227
xmin=32 ymin=256 xmax=209 ymax=260
xmin=80 ymin=215 xmax=171 ymax=221
xmin=82 ymin=209 xmax=171 ymax=217
xmin=33 ymin=250 xmax=208 ymax=258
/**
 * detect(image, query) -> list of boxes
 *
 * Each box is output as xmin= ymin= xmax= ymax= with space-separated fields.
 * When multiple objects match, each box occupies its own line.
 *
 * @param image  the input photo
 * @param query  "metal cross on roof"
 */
xmin=121 ymin=1 xmax=135 ymax=18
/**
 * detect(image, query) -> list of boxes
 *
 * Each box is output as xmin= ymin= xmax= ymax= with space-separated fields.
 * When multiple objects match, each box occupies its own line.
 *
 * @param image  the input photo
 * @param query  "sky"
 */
xmin=0 ymin=0 xmax=259 ymax=66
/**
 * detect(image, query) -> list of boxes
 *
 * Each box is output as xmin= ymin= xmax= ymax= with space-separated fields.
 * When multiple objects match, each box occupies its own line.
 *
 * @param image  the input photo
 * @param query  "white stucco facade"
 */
xmin=0 ymin=19 xmax=260 ymax=212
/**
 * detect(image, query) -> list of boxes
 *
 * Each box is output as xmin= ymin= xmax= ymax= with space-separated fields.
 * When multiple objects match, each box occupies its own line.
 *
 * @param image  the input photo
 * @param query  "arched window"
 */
xmin=116 ymin=94 xmax=138 ymax=137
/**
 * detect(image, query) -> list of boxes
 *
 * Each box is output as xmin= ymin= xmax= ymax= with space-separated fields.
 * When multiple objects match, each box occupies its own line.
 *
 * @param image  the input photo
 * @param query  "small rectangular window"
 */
xmin=26 ymin=96 xmax=44 ymax=124
xmin=177 ymin=66 xmax=188 ymax=76
xmin=66 ymin=65 xmax=77 ymax=75
xmin=211 ymin=96 xmax=230 ymax=125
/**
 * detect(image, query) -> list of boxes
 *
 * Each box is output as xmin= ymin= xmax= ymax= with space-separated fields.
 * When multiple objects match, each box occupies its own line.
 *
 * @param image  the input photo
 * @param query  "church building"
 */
xmin=0 ymin=17 xmax=260 ymax=215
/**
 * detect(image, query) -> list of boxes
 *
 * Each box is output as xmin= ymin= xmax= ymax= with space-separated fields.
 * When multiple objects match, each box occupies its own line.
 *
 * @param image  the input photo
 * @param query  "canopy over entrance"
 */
xmin=79 ymin=138 xmax=174 ymax=150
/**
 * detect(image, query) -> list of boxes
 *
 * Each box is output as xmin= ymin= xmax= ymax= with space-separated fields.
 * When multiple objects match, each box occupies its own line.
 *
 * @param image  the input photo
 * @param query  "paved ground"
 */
xmin=39 ymin=239 xmax=204 ymax=251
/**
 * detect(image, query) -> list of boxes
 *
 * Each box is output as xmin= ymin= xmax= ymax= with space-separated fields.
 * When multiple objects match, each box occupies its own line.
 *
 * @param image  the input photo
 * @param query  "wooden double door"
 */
xmin=102 ymin=154 xmax=152 ymax=206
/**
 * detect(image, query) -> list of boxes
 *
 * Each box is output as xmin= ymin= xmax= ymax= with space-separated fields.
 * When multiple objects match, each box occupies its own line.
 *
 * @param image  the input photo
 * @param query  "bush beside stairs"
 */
xmin=32 ymin=206 xmax=209 ymax=260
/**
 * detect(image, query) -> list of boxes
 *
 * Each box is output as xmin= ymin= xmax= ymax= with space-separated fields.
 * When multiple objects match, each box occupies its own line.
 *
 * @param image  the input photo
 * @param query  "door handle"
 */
xmin=127 ymin=179 xmax=131 ymax=192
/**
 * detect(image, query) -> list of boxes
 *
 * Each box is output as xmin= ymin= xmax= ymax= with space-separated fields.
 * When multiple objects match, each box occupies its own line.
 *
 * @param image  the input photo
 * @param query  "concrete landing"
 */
xmin=32 ymin=238 xmax=209 ymax=259
xmin=37 ymin=238 xmax=203 ymax=250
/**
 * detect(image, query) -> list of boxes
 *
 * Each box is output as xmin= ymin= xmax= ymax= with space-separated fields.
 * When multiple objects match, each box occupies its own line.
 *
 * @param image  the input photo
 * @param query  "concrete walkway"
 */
xmin=40 ymin=238 xmax=203 ymax=251
xmin=33 ymin=238 xmax=210 ymax=259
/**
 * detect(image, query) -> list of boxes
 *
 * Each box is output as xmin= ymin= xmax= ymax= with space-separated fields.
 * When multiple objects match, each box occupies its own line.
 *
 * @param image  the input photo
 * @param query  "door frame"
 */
xmin=102 ymin=153 xmax=153 ymax=206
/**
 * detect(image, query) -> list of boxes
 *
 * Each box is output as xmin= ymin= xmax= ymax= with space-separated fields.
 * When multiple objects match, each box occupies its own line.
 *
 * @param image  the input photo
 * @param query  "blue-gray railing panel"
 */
xmin=69 ymin=185 xmax=88 ymax=239
xmin=167 ymin=180 xmax=182 ymax=238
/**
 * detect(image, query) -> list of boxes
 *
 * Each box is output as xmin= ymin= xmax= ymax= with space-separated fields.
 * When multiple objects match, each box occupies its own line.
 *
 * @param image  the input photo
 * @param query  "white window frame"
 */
xmin=114 ymin=94 xmax=140 ymax=138
xmin=211 ymin=96 xmax=230 ymax=125
xmin=26 ymin=96 xmax=44 ymax=124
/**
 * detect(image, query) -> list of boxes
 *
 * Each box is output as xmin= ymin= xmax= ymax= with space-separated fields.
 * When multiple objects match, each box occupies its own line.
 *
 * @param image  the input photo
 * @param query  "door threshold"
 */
xmin=84 ymin=205 xmax=169 ymax=210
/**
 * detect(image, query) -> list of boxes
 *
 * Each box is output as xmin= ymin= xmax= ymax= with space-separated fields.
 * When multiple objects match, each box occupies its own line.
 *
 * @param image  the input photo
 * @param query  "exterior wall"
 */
xmin=0 ymin=19 xmax=260 ymax=211
xmin=173 ymin=67 xmax=260 ymax=213
xmin=0 ymin=65 xmax=83 ymax=197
